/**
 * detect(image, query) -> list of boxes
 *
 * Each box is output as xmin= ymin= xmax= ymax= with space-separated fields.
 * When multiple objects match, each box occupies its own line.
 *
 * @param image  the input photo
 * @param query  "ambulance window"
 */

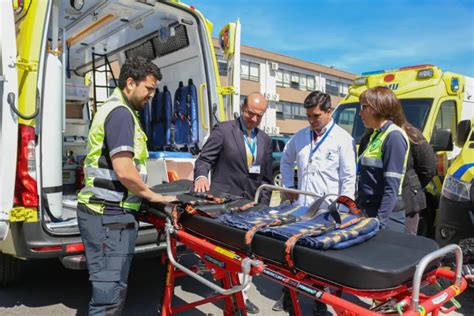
xmin=433 ymin=100 xmax=457 ymax=141
xmin=332 ymin=103 xmax=365 ymax=142
xmin=399 ymin=98 xmax=432 ymax=130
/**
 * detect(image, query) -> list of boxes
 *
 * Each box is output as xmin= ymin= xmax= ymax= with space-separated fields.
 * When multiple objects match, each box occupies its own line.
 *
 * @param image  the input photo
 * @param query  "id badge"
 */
xmin=249 ymin=165 xmax=261 ymax=174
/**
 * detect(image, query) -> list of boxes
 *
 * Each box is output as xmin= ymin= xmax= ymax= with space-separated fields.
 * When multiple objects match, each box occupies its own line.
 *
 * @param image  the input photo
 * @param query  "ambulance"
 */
xmin=332 ymin=64 xmax=474 ymax=237
xmin=436 ymin=117 xmax=474 ymax=286
xmin=436 ymin=117 xmax=473 ymax=245
xmin=0 ymin=0 xmax=240 ymax=285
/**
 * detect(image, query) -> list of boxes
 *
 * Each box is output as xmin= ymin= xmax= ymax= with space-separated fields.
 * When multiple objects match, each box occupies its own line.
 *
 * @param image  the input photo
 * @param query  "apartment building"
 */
xmin=214 ymin=39 xmax=356 ymax=135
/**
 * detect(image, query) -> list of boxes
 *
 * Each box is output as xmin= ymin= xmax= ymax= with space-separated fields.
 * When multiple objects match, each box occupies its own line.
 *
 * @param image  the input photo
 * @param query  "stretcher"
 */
xmin=141 ymin=180 xmax=468 ymax=315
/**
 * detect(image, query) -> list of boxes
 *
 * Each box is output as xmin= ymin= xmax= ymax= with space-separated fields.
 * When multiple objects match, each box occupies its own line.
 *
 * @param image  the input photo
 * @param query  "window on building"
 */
xmin=290 ymin=72 xmax=299 ymax=89
xmin=299 ymin=76 xmax=307 ymax=90
xmin=283 ymin=70 xmax=291 ymax=87
xmin=249 ymin=62 xmax=259 ymax=81
xmin=241 ymin=61 xmax=259 ymax=81
xmin=218 ymin=61 xmax=228 ymax=76
xmin=283 ymin=102 xmax=292 ymax=119
xmin=275 ymin=102 xmax=284 ymax=119
xmin=241 ymin=62 xmax=249 ymax=80
xmin=307 ymin=76 xmax=315 ymax=91
xmin=293 ymin=103 xmax=306 ymax=119
xmin=276 ymin=70 xmax=283 ymax=87
xmin=326 ymin=79 xmax=340 ymax=96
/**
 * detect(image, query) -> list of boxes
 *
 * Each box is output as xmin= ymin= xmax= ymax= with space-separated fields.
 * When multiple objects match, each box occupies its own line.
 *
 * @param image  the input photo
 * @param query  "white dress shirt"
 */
xmin=280 ymin=119 xmax=357 ymax=206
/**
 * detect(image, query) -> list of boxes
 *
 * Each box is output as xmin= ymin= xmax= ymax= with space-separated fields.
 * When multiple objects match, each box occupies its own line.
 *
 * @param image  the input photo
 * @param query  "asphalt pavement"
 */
xmin=0 ymin=254 xmax=472 ymax=315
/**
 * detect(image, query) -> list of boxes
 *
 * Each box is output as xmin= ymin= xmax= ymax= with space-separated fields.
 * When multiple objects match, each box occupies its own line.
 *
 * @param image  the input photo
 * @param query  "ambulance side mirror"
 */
xmin=456 ymin=119 xmax=471 ymax=148
xmin=431 ymin=128 xmax=453 ymax=152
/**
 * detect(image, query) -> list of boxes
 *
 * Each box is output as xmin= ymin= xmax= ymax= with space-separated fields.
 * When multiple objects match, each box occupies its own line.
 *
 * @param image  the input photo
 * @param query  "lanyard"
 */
xmin=308 ymin=121 xmax=335 ymax=163
xmin=243 ymin=129 xmax=257 ymax=164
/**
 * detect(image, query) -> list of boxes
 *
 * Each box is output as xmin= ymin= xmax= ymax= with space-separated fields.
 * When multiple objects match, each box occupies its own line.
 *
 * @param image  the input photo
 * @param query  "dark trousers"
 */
xmin=77 ymin=204 xmax=138 ymax=316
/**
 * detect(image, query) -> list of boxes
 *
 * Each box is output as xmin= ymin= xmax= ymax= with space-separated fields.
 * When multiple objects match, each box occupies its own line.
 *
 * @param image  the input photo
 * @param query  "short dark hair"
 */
xmin=118 ymin=56 xmax=162 ymax=89
xmin=303 ymin=90 xmax=331 ymax=111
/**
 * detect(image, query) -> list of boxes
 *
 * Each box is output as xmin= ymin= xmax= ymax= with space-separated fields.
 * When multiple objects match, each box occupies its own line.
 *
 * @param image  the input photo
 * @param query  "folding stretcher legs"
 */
xmin=152 ymin=218 xmax=263 ymax=316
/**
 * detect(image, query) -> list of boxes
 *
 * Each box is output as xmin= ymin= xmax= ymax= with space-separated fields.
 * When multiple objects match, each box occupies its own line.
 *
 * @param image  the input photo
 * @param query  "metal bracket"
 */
xmin=218 ymin=86 xmax=236 ymax=95
xmin=15 ymin=57 xmax=38 ymax=72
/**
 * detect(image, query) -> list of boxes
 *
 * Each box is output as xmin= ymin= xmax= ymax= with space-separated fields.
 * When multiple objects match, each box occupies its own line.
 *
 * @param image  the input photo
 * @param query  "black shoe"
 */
xmin=245 ymin=299 xmax=260 ymax=314
xmin=272 ymin=293 xmax=285 ymax=311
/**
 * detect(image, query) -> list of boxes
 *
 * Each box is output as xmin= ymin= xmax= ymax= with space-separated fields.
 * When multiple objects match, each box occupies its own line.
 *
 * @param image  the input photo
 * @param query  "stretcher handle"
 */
xmin=164 ymin=220 xmax=261 ymax=295
xmin=411 ymin=244 xmax=463 ymax=311
xmin=254 ymin=184 xmax=321 ymax=203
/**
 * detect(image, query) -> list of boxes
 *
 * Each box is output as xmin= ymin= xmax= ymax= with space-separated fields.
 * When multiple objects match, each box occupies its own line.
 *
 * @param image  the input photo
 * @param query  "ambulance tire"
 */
xmin=0 ymin=252 xmax=22 ymax=287
xmin=417 ymin=208 xmax=435 ymax=238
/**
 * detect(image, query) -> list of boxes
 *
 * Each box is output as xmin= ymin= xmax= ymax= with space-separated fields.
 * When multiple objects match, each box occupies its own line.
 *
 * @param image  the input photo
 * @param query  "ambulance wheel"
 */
xmin=0 ymin=253 xmax=22 ymax=287
xmin=417 ymin=208 xmax=435 ymax=238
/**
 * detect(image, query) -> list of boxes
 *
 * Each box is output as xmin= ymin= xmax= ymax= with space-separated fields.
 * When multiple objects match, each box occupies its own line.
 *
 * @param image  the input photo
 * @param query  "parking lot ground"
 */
xmin=0 ymin=254 xmax=472 ymax=315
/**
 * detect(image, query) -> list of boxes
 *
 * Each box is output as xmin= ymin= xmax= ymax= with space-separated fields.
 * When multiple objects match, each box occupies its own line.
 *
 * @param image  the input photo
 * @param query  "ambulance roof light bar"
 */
xmin=361 ymin=64 xmax=435 ymax=76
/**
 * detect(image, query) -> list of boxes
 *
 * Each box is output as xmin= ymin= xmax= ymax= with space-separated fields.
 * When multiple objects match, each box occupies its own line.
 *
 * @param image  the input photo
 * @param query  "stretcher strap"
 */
xmin=283 ymin=196 xmax=364 ymax=272
xmin=227 ymin=201 xmax=257 ymax=213
xmin=170 ymin=194 xmax=248 ymax=228
xmin=191 ymin=192 xmax=231 ymax=204
xmin=333 ymin=195 xmax=363 ymax=216
xmin=244 ymin=216 xmax=297 ymax=256
xmin=283 ymin=216 xmax=362 ymax=272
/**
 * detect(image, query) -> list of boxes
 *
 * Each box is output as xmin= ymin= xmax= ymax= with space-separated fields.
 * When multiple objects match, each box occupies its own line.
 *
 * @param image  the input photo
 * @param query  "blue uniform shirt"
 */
xmin=357 ymin=121 xmax=408 ymax=226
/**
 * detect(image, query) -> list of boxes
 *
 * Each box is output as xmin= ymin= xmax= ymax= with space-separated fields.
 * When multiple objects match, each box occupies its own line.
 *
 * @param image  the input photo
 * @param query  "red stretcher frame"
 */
xmin=142 ymin=211 xmax=468 ymax=316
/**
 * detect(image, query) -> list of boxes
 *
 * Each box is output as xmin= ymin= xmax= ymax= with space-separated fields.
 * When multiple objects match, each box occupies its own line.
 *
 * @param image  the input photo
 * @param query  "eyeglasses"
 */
xmin=360 ymin=104 xmax=372 ymax=112
xmin=244 ymin=108 xmax=265 ymax=119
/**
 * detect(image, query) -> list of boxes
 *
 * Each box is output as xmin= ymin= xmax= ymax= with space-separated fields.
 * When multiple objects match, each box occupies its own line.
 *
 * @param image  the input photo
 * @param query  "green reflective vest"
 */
xmin=78 ymin=88 xmax=148 ymax=213
xmin=359 ymin=123 xmax=410 ymax=195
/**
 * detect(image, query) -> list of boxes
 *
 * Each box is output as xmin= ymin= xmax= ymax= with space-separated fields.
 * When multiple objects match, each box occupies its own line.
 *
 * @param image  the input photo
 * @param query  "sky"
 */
xmin=189 ymin=0 xmax=474 ymax=77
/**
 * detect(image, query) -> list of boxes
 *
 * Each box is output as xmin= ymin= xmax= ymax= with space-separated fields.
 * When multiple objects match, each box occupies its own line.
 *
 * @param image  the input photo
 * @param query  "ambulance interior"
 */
xmin=41 ymin=1 xmax=215 ymax=233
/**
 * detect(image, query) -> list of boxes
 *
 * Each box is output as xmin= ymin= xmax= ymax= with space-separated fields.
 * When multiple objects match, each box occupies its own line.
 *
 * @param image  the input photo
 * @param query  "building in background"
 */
xmin=214 ymin=39 xmax=356 ymax=135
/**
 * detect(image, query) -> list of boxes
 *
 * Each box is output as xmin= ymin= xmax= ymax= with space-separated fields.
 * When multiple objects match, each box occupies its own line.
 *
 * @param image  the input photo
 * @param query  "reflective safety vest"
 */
xmin=78 ymin=88 xmax=148 ymax=213
xmin=359 ymin=123 xmax=410 ymax=195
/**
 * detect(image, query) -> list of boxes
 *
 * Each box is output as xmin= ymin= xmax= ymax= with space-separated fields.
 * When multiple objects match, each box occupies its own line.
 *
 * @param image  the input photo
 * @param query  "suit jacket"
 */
xmin=194 ymin=119 xmax=273 ymax=205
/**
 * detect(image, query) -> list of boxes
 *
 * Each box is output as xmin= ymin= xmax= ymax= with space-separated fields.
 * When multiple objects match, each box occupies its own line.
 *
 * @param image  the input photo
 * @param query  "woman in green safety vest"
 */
xmin=357 ymin=86 xmax=410 ymax=232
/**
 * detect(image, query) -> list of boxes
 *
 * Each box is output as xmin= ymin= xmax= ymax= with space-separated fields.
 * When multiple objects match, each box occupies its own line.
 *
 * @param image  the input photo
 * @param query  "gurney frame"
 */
xmin=143 ymin=185 xmax=468 ymax=315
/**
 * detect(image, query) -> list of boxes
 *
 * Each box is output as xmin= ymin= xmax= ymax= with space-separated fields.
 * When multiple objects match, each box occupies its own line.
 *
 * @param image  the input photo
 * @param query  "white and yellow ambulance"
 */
xmin=332 ymin=64 xmax=474 ymax=236
xmin=0 ymin=0 xmax=240 ymax=285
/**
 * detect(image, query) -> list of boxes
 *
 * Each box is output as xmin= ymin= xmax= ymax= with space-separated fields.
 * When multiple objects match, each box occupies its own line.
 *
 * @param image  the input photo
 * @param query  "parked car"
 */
xmin=271 ymin=135 xmax=290 ymax=186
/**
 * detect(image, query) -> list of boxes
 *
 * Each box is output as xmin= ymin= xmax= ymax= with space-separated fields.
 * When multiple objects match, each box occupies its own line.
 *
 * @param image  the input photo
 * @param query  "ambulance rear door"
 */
xmin=0 ymin=0 xmax=19 ymax=240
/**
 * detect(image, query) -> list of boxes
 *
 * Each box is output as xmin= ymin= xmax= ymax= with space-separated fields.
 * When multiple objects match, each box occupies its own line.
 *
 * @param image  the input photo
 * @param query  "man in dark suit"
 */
xmin=193 ymin=92 xmax=273 ymax=314
xmin=194 ymin=92 xmax=273 ymax=205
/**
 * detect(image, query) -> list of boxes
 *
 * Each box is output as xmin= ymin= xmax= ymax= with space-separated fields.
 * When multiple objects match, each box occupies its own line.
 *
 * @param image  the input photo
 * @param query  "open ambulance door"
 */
xmin=219 ymin=19 xmax=241 ymax=120
xmin=0 ymin=0 xmax=19 ymax=240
